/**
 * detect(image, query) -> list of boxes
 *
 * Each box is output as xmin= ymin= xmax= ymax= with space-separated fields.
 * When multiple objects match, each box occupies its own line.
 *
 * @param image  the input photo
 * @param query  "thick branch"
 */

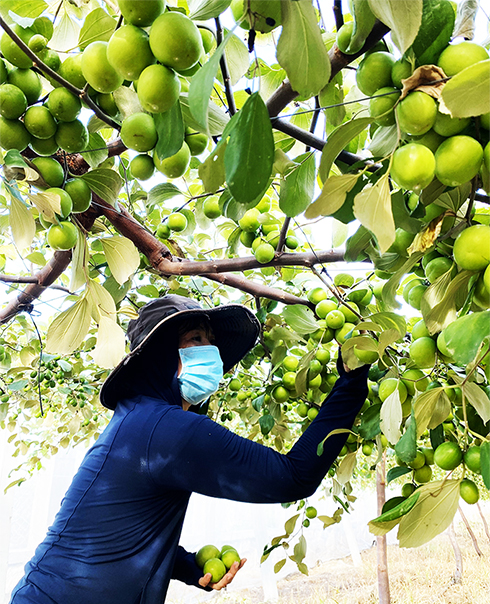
xmin=266 ymin=20 xmax=391 ymax=117
xmin=0 ymin=16 xmax=120 ymax=130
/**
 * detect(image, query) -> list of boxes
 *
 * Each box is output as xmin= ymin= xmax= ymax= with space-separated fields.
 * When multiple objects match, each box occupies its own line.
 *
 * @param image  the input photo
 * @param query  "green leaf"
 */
xmin=391 ymin=189 xmax=423 ymax=234
xmin=353 ymin=174 xmax=396 ymax=255
xmin=188 ymin=28 xmax=235 ymax=133
xmin=443 ymin=311 xmax=490 ymax=366
xmin=304 ymin=174 xmax=359 ymax=219
xmin=408 ymin=0 xmax=455 ymax=65
xmin=259 ymin=414 xmax=275 ymax=435
xmin=78 ymin=8 xmax=116 ymax=50
xmin=189 ymin=0 xmax=231 ymax=19
xmin=462 ymin=382 xmax=490 ymax=424
xmin=0 ymin=0 xmax=47 ymax=20
xmin=293 ymin=535 xmax=307 ymax=563
xmin=81 ymin=168 xmax=123 ymax=206
xmin=8 ymin=190 xmax=36 ymax=251
xmin=224 ymin=93 xmax=274 ymax=204
xmin=83 ymin=133 xmax=109 ymax=169
xmin=369 ymin=491 xmax=420 ymax=534
xmin=180 ymin=93 xmax=229 ymax=136
xmin=148 ymin=183 xmax=183 ymax=206
xmin=274 ymin=559 xmax=287 ymax=574
xmin=295 ymin=349 xmax=317 ymax=397
xmin=345 ymin=225 xmax=373 ymax=262
xmin=370 ymin=312 xmax=406 ymax=338
xmin=223 ymin=29 xmax=249 ymax=86
xmin=319 ymin=118 xmax=373 ymax=183
xmin=413 ymin=387 xmax=451 ymax=437
xmin=368 ymin=0 xmax=423 ymax=54
xmin=50 ymin=8 xmax=80 ymax=53
xmin=397 ymin=479 xmax=460 ymax=548
xmin=46 ymin=297 xmax=92 ymax=355
xmin=154 ymin=100 xmax=185 ymax=161
xmin=276 ymin=0 xmax=331 ymax=99
xmin=284 ymin=513 xmax=300 ymax=536
xmin=3 ymin=149 xmax=29 ymax=169
xmin=319 ymin=72 xmax=345 ymax=129
xmin=368 ymin=125 xmax=399 ymax=157
xmin=113 ymin=86 xmax=143 ymax=120
xmin=279 ymin=153 xmax=316 ymax=217
xmin=381 ymin=252 xmax=424 ymax=310
xmin=100 ymin=236 xmax=140 ymax=285
xmin=420 ymin=269 xmax=471 ymax=335
xmin=480 ymin=441 xmax=490 ymax=490
xmin=282 ymin=305 xmax=318 ymax=335
xmin=387 ymin=466 xmax=412 ymax=483
xmin=137 ymin=284 xmax=160 ymax=298
xmin=440 ymin=59 xmax=490 ymax=118
xmin=199 ymin=142 xmax=227 ymax=193
xmin=348 ymin=0 xmax=377 ymax=53
xmin=358 ymin=403 xmax=381 ymax=441
xmin=336 ymin=450 xmax=358 ymax=485
xmin=70 ymin=228 xmax=88 ymax=293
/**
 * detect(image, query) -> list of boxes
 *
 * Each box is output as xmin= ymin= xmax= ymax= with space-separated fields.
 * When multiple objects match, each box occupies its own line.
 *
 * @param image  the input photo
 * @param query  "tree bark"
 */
xmin=376 ymin=452 xmax=391 ymax=604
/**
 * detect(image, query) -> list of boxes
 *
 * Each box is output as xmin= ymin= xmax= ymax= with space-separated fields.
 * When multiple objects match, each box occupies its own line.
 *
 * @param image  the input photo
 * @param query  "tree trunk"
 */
xmin=376 ymin=452 xmax=391 ymax=604
xmin=447 ymin=522 xmax=463 ymax=584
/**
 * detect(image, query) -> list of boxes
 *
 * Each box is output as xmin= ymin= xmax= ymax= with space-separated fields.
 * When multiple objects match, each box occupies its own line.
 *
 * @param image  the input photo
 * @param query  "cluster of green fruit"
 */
xmin=195 ymin=543 xmax=241 ymax=583
xmin=392 ymin=441 xmax=483 ymax=507
xmin=351 ymin=39 xmax=490 ymax=194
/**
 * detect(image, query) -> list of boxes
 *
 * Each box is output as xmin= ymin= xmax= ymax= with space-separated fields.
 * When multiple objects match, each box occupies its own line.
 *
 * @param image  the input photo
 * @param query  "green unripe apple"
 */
xmin=137 ymin=64 xmax=181 ymax=113
xmin=107 ymin=24 xmax=155 ymax=81
xmin=82 ymin=41 xmax=124 ymax=93
xmin=120 ymin=113 xmax=157 ymax=152
xmin=149 ymin=12 xmax=203 ymax=72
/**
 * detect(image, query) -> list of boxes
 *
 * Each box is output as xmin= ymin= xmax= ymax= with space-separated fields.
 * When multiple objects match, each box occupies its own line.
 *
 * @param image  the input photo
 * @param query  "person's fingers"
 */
xmin=208 ymin=558 xmax=247 ymax=591
xmin=198 ymin=572 xmax=212 ymax=588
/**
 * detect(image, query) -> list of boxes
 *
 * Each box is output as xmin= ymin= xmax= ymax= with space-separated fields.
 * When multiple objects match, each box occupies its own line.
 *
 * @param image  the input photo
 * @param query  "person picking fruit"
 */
xmin=10 ymin=295 xmax=369 ymax=604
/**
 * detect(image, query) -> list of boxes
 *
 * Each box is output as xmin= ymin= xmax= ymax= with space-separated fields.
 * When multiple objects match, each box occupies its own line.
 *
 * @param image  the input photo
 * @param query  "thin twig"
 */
xmin=458 ymin=505 xmax=484 ymax=557
xmin=215 ymin=16 xmax=236 ymax=116
xmin=333 ymin=0 xmax=344 ymax=30
xmin=476 ymin=501 xmax=490 ymax=542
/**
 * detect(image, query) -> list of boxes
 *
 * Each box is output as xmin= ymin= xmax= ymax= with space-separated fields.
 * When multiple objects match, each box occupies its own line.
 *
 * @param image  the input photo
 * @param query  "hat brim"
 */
xmin=100 ymin=304 xmax=260 ymax=410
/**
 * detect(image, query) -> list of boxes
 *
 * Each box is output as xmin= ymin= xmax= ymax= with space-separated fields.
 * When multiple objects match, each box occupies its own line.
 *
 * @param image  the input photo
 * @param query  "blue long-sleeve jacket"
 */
xmin=10 ymin=361 xmax=368 ymax=603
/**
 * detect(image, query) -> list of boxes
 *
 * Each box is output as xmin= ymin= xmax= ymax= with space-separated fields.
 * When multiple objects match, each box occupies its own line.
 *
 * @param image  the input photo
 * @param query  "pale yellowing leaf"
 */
xmin=336 ymin=450 xmax=357 ymax=485
xmin=463 ymin=382 xmax=490 ymax=424
xmin=86 ymin=279 xmax=116 ymax=322
xmin=49 ymin=7 xmax=81 ymax=52
xmin=46 ymin=297 xmax=92 ymax=355
xmin=353 ymin=174 xmax=395 ymax=254
xmin=368 ymin=0 xmax=423 ymax=54
xmin=440 ymin=60 xmax=490 ymax=118
xmin=9 ymin=194 xmax=35 ymax=251
xmin=397 ymin=479 xmax=461 ymax=548
xmin=70 ymin=229 xmax=89 ymax=293
xmin=408 ymin=212 xmax=446 ymax=254
xmin=100 ymin=236 xmax=140 ymax=285
xmin=26 ymin=190 xmax=62 ymax=221
xmin=91 ymin=316 xmax=126 ymax=369
xmin=304 ymin=174 xmax=359 ymax=219
xmin=413 ymin=387 xmax=451 ymax=437
xmin=380 ymin=388 xmax=402 ymax=444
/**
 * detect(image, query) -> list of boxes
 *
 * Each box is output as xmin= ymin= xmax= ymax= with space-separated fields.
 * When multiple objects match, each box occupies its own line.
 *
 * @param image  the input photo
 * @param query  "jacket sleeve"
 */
xmin=171 ymin=546 xmax=212 ymax=591
xmin=148 ymin=359 xmax=369 ymax=504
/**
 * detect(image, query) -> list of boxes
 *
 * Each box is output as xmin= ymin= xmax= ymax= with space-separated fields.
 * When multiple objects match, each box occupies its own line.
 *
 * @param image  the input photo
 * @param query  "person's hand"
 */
xmin=198 ymin=559 xmax=246 ymax=591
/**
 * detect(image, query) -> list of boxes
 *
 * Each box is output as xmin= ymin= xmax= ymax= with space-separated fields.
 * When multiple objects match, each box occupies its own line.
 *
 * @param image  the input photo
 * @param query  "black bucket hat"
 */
xmin=100 ymin=294 xmax=260 ymax=409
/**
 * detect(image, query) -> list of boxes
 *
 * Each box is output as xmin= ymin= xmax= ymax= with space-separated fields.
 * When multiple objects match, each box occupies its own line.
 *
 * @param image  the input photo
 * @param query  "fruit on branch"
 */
xmin=7 ymin=67 xmax=42 ymax=104
xmin=149 ymin=11 xmax=203 ymax=72
xmin=153 ymin=142 xmax=191 ymax=178
xmin=391 ymin=59 xmax=412 ymax=88
xmin=396 ymin=91 xmax=437 ymax=136
xmin=434 ymin=441 xmax=462 ymax=471
xmin=409 ymin=336 xmax=436 ymax=369
xmin=460 ymin=478 xmax=479 ymax=504
xmin=47 ymin=221 xmax=78 ymax=251
xmin=434 ymin=135 xmax=483 ymax=187
xmin=185 ymin=129 xmax=209 ymax=156
xmin=0 ymin=24 xmax=34 ymax=68
xmin=390 ymin=143 xmax=435 ymax=192
xmin=356 ymin=51 xmax=396 ymax=96
xmin=59 ymin=54 xmax=87 ymax=89
xmin=23 ymin=106 xmax=57 ymax=140
xmin=107 ymin=24 xmax=155 ymax=81
xmin=137 ymin=64 xmax=181 ymax=113
xmin=369 ymin=87 xmax=400 ymax=126
xmin=55 ymin=119 xmax=89 ymax=154
xmin=117 ymin=0 xmax=165 ymax=27
xmin=46 ymin=188 xmax=73 ymax=218
xmin=31 ymin=157 xmax=64 ymax=188
xmin=437 ymin=41 xmax=489 ymax=77
xmin=167 ymin=212 xmax=188 ymax=232
xmin=433 ymin=110 xmax=470 ymax=137
xmin=231 ymin=0 xmax=283 ymax=34
xmin=120 ymin=113 xmax=158 ymax=152
xmin=130 ymin=155 xmax=155 ymax=181
xmin=47 ymin=88 xmax=82 ymax=122
xmin=0 ymin=116 xmax=31 ymax=151
xmin=64 ymin=179 xmax=92 ymax=213
xmin=0 ymin=84 xmax=27 ymax=119
xmin=81 ymin=41 xmax=124 ymax=94
xmin=452 ymin=224 xmax=490 ymax=271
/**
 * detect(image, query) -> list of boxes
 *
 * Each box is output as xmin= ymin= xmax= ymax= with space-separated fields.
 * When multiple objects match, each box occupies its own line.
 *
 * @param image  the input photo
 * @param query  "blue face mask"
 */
xmin=178 ymin=345 xmax=224 ymax=405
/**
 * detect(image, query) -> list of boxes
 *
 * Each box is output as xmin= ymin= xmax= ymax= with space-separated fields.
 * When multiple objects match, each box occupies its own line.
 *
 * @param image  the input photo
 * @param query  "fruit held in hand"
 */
xmin=195 ymin=544 xmax=221 ymax=568
xmin=203 ymin=558 xmax=226 ymax=583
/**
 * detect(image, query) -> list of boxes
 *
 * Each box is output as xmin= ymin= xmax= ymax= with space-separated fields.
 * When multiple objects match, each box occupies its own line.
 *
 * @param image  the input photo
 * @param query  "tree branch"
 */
xmin=215 ymin=16 xmax=236 ymax=116
xmin=333 ymin=0 xmax=344 ymax=31
xmin=0 ymin=16 xmax=120 ymax=131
